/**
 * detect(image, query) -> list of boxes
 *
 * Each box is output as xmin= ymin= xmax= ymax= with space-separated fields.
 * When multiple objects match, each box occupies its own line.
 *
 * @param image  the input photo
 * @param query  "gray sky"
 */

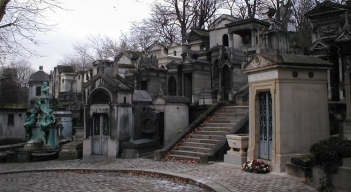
xmin=28 ymin=0 xmax=154 ymax=73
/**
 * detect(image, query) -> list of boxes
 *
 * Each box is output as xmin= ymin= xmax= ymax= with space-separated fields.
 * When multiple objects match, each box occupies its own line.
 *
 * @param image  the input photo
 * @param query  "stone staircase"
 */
xmin=164 ymin=106 xmax=249 ymax=162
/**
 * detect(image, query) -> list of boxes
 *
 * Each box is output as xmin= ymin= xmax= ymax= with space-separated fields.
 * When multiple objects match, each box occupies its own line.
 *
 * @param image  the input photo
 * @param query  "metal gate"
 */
xmin=259 ymin=92 xmax=272 ymax=160
xmin=92 ymin=114 xmax=109 ymax=155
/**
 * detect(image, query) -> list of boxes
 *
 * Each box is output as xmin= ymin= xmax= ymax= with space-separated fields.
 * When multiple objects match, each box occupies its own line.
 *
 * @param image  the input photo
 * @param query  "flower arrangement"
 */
xmin=241 ymin=159 xmax=270 ymax=173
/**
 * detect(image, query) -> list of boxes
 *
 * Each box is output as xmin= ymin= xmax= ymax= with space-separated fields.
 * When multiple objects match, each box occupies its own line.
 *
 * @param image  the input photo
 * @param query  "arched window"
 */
xmin=91 ymin=89 xmax=110 ymax=104
xmin=222 ymin=34 xmax=229 ymax=46
xmin=168 ymin=76 xmax=177 ymax=96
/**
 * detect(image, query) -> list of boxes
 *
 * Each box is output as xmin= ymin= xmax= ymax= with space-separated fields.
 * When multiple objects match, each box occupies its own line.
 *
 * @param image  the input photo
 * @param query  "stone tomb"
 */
xmin=243 ymin=53 xmax=331 ymax=172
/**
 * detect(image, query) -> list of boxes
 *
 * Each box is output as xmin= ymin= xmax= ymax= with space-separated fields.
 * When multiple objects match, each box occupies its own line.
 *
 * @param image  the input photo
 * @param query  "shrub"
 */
xmin=310 ymin=138 xmax=351 ymax=191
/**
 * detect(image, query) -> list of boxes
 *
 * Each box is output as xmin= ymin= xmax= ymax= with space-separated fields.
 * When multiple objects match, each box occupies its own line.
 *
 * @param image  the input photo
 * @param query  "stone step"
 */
xmin=196 ymin=130 xmax=228 ymax=135
xmin=167 ymin=154 xmax=200 ymax=160
xmin=210 ymin=120 xmax=239 ymax=123
xmin=214 ymin=112 xmax=247 ymax=117
xmin=222 ymin=106 xmax=249 ymax=110
xmin=177 ymin=146 xmax=211 ymax=153
xmin=203 ymin=123 xmax=237 ymax=127
xmin=182 ymin=142 xmax=215 ymax=148
xmin=187 ymin=138 xmax=220 ymax=144
xmin=172 ymin=150 xmax=207 ymax=157
xmin=192 ymin=134 xmax=223 ymax=140
xmin=164 ymin=106 xmax=248 ymax=162
xmin=199 ymin=127 xmax=231 ymax=132
xmin=210 ymin=115 xmax=244 ymax=121
xmin=217 ymin=108 xmax=247 ymax=112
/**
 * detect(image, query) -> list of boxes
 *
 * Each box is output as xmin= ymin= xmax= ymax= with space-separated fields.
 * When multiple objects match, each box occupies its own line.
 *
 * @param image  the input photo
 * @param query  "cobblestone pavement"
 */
xmin=0 ymin=157 xmax=316 ymax=192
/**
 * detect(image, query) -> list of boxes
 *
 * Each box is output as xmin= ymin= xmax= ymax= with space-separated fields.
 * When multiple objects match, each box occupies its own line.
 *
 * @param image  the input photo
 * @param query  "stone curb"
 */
xmin=0 ymin=168 xmax=230 ymax=192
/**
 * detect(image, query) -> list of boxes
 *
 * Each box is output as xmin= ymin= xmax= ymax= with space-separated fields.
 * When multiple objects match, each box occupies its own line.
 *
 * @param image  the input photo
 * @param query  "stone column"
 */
xmin=343 ymin=56 xmax=351 ymax=140
xmin=229 ymin=33 xmax=234 ymax=48
xmin=339 ymin=54 xmax=345 ymax=100
xmin=251 ymin=29 xmax=256 ymax=47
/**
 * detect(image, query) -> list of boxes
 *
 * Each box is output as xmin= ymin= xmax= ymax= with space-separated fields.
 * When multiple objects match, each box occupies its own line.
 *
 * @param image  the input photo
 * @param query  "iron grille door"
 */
xmin=259 ymin=92 xmax=272 ymax=160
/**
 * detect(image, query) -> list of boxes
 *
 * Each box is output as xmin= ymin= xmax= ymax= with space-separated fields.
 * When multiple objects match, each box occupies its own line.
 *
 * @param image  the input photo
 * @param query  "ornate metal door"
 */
xmin=259 ymin=92 xmax=272 ymax=160
xmin=92 ymin=114 xmax=109 ymax=155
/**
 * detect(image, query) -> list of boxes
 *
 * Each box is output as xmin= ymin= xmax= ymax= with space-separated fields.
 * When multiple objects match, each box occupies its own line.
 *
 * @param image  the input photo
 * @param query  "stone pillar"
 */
xmin=251 ymin=29 xmax=256 ymax=47
xmin=343 ymin=65 xmax=351 ymax=140
xmin=229 ymin=33 xmax=234 ymax=48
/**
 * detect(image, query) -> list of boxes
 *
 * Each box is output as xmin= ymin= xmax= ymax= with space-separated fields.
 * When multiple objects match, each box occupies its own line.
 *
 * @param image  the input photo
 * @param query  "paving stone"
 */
xmin=0 ymin=158 xmax=316 ymax=191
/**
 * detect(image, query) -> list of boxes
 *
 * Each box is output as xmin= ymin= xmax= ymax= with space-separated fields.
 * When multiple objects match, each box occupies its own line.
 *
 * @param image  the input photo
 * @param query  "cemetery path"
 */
xmin=0 ymin=158 xmax=316 ymax=192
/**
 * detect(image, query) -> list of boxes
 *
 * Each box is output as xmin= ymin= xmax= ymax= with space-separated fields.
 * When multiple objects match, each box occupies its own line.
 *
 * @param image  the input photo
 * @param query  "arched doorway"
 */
xmin=89 ymin=89 xmax=111 ymax=155
xmin=168 ymin=76 xmax=177 ymax=96
xmin=221 ymin=65 xmax=231 ymax=100
xmin=222 ymin=34 xmax=229 ymax=47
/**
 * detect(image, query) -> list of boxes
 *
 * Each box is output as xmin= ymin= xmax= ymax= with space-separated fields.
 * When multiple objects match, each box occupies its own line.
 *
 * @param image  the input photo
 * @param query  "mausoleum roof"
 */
xmin=55 ymin=65 xmax=75 ymax=73
xmin=28 ymin=66 xmax=49 ymax=84
xmin=133 ymin=90 xmax=152 ymax=102
xmin=153 ymin=95 xmax=191 ymax=104
xmin=244 ymin=53 xmax=332 ymax=72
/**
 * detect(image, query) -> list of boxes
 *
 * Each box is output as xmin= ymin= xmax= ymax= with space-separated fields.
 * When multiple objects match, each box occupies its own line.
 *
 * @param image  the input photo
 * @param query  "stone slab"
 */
xmin=224 ymin=154 xmax=246 ymax=166
xmin=59 ymin=149 xmax=82 ymax=160
xmin=332 ymin=166 xmax=351 ymax=191
xmin=286 ymin=162 xmax=312 ymax=179
xmin=61 ymin=141 xmax=83 ymax=150
xmin=122 ymin=138 xmax=157 ymax=149
xmin=343 ymin=157 xmax=351 ymax=167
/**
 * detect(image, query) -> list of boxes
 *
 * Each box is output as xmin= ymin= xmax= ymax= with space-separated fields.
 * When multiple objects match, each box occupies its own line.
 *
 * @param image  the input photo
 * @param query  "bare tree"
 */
xmin=0 ymin=0 xmax=62 ymax=58
xmin=0 ymin=59 xmax=33 ymax=106
xmin=59 ymin=34 xmax=125 ymax=72
xmin=9 ymin=58 xmax=34 ymax=87
xmin=145 ymin=3 xmax=181 ymax=44
xmin=59 ymin=40 xmax=95 ymax=72
xmin=129 ymin=21 xmax=158 ymax=52
xmin=154 ymin=0 xmax=221 ymax=43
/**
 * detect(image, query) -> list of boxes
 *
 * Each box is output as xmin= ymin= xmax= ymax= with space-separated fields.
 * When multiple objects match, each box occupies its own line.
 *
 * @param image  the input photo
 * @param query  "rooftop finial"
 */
xmin=39 ymin=66 xmax=43 ymax=71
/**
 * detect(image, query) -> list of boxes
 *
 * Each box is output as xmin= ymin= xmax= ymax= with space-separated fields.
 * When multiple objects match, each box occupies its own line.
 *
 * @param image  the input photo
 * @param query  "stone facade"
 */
xmin=82 ymin=66 xmax=134 ymax=157
xmin=244 ymin=53 xmax=331 ymax=172
xmin=0 ymin=108 xmax=27 ymax=143
xmin=306 ymin=1 xmax=351 ymax=140
xmin=47 ymin=11 xmax=293 ymax=159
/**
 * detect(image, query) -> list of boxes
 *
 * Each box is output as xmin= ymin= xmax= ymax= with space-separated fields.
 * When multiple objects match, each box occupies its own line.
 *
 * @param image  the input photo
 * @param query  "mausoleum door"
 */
xmin=92 ymin=114 xmax=110 ymax=155
xmin=222 ymin=65 xmax=231 ymax=100
xmin=259 ymin=92 xmax=272 ymax=160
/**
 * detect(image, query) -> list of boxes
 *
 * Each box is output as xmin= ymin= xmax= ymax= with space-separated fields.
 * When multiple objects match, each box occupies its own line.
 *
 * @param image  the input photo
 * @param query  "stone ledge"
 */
xmin=286 ymin=162 xmax=312 ymax=179
xmin=224 ymin=154 xmax=247 ymax=166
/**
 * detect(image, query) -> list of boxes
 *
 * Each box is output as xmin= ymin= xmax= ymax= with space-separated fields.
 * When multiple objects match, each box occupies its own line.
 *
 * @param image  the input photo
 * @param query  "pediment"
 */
xmin=243 ymin=54 xmax=274 ymax=71
xmin=306 ymin=1 xmax=349 ymax=17
xmin=208 ymin=14 xmax=239 ymax=30
xmin=335 ymin=29 xmax=351 ymax=42
xmin=83 ymin=72 xmax=133 ymax=90
xmin=187 ymin=33 xmax=200 ymax=41
xmin=308 ymin=41 xmax=330 ymax=51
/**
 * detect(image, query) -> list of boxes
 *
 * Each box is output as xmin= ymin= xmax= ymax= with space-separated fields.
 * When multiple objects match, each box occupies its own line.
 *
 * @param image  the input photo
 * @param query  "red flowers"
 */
xmin=241 ymin=159 xmax=270 ymax=173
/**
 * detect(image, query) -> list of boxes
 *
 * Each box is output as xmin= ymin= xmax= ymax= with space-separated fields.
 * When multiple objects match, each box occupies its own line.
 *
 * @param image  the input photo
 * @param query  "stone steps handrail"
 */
xmin=199 ymin=112 xmax=249 ymax=164
xmin=154 ymin=102 xmax=228 ymax=161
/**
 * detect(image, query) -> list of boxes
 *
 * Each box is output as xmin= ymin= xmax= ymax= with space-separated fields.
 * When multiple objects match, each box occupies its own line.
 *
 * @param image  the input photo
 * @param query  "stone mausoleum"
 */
xmin=244 ymin=53 xmax=331 ymax=172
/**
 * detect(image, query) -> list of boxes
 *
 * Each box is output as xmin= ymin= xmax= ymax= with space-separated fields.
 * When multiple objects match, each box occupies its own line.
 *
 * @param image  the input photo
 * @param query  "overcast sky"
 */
xmin=28 ymin=0 xmax=154 ymax=73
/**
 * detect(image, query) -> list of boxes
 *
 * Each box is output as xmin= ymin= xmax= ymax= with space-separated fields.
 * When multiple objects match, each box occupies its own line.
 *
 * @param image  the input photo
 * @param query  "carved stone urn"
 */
xmin=226 ymin=134 xmax=249 ymax=156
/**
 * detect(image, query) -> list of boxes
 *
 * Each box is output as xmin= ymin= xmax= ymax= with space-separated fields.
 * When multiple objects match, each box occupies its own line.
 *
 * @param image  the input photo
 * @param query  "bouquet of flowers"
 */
xmin=241 ymin=159 xmax=270 ymax=173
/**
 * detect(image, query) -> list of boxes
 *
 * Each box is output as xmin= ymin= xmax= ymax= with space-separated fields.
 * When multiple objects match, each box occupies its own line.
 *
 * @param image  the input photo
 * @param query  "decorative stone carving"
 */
xmin=319 ymin=25 xmax=338 ymax=38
